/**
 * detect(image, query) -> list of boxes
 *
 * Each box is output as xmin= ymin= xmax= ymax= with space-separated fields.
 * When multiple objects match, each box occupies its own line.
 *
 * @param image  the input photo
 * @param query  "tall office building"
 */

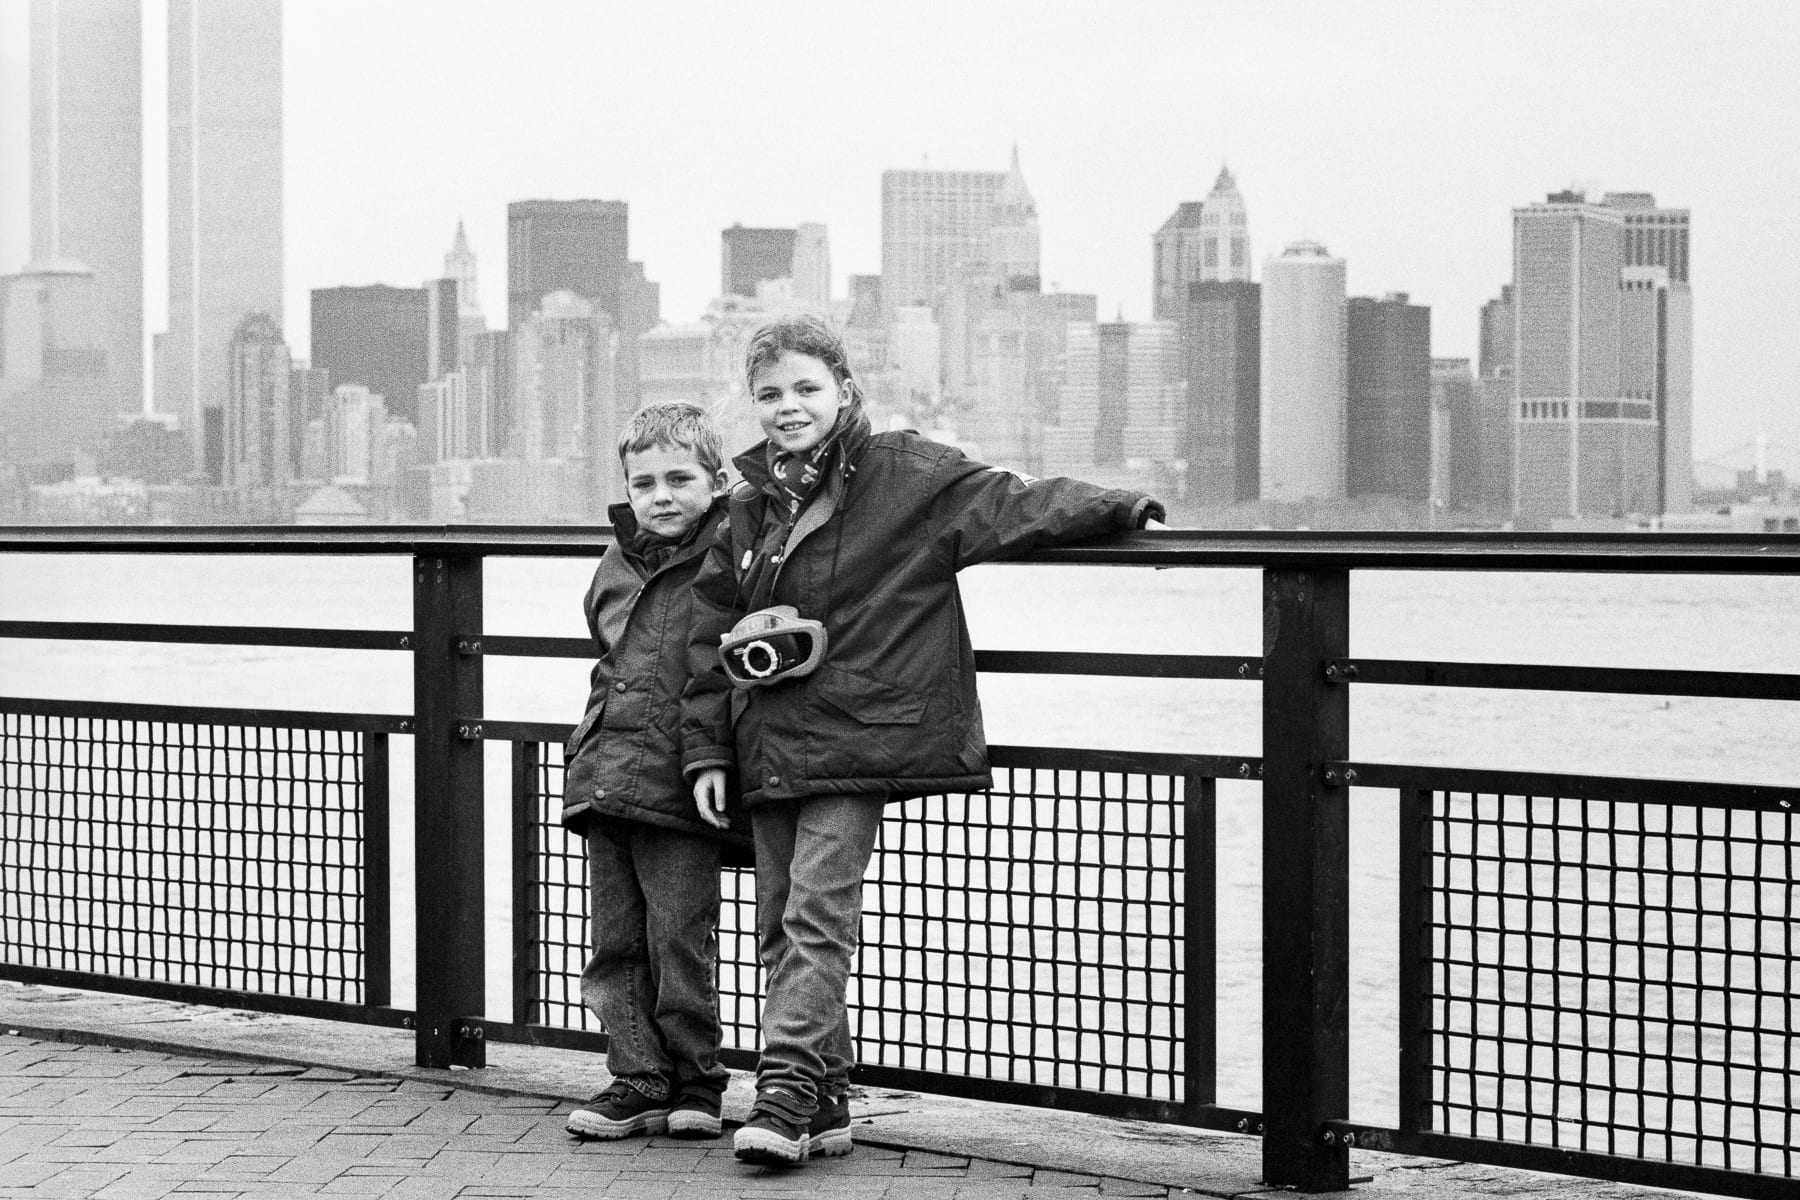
xmin=1430 ymin=358 xmax=1478 ymax=512
xmin=0 ymin=262 xmax=111 ymax=475
xmin=511 ymin=290 xmax=617 ymax=468
xmin=1152 ymin=166 xmax=1252 ymax=323
xmin=507 ymin=199 xmax=657 ymax=420
xmin=1045 ymin=320 xmax=1180 ymax=475
xmin=987 ymin=149 xmax=1040 ymax=290
xmin=311 ymin=285 xmax=429 ymax=425
xmin=425 ymin=278 xmax=460 ymax=383
xmin=792 ymin=223 xmax=831 ymax=310
xmin=1152 ymin=203 xmax=1205 ymax=323
xmin=1474 ymin=284 xmax=1516 ymax=511
xmin=880 ymin=161 xmax=1010 ymax=319
xmin=443 ymin=222 xmax=488 ymax=365
xmin=1260 ymin=241 xmax=1347 ymax=502
xmin=722 ymin=226 xmax=798 ymax=299
xmin=1345 ymin=293 xmax=1431 ymax=500
xmin=1181 ymin=280 xmax=1261 ymax=505
xmin=1511 ymin=191 xmax=1667 ymax=522
xmin=159 ymin=0 xmax=283 ymax=445
xmin=223 ymin=313 xmax=290 ymax=488
xmin=30 ymin=0 xmax=143 ymax=419
xmin=1607 ymin=192 xmax=1693 ymax=513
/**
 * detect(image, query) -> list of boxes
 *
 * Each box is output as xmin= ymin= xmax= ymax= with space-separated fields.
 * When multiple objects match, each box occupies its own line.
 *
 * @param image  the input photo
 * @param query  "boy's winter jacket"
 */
xmin=562 ymin=498 xmax=749 ymax=854
xmin=681 ymin=411 xmax=1161 ymax=808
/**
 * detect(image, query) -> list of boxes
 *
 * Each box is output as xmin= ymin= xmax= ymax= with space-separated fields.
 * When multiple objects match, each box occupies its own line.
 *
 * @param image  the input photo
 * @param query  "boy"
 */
xmin=562 ymin=401 xmax=748 ymax=1140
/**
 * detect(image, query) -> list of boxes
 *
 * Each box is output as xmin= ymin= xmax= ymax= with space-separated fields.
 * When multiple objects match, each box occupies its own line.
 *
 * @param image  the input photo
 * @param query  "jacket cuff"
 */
xmin=1129 ymin=497 xmax=1166 ymax=528
xmin=682 ymin=750 xmax=733 ymax=779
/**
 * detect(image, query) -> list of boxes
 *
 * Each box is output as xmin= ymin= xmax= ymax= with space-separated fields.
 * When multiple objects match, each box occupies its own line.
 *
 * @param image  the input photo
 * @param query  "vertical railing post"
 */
xmin=364 ymin=731 xmax=391 ymax=1009
xmin=412 ymin=552 xmax=485 ymax=1068
xmin=512 ymin=740 xmax=541 ymax=1028
xmin=1260 ymin=568 xmax=1349 ymax=1191
xmin=1181 ymin=773 xmax=1218 ymax=1122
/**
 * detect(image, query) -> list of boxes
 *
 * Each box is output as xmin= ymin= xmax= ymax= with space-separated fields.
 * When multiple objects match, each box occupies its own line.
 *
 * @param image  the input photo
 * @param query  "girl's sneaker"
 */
xmin=566 ymin=1080 xmax=671 ymax=1139
xmin=733 ymin=1088 xmax=811 ymax=1164
xmin=809 ymin=1092 xmax=853 ymax=1157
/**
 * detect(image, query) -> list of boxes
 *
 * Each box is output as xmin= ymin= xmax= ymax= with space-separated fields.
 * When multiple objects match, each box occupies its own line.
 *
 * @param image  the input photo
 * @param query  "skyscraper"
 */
xmin=1345 ymin=293 xmax=1431 ymax=500
xmin=1607 ymin=192 xmax=1693 ymax=513
xmin=721 ymin=226 xmax=798 ymax=299
xmin=223 ymin=312 xmax=290 ymax=488
xmin=1511 ymin=191 xmax=1665 ymax=522
xmin=311 ymin=285 xmax=428 ymax=425
xmin=159 ymin=0 xmax=283 ymax=445
xmin=880 ymin=161 xmax=1010 ymax=319
xmin=29 ymin=0 xmax=143 ymax=419
xmin=791 ymin=223 xmax=831 ymax=310
xmin=0 ymin=261 xmax=111 ymax=475
xmin=1045 ymin=320 xmax=1180 ymax=475
xmin=1260 ymin=242 xmax=1347 ymax=502
xmin=511 ymin=290 xmax=617 ymax=472
xmin=507 ymin=199 xmax=657 ymax=419
xmin=1430 ymin=358 xmax=1478 ymax=512
xmin=442 ymin=221 xmax=488 ymax=366
xmin=1152 ymin=166 xmax=1252 ymax=323
xmin=1181 ymin=280 xmax=1261 ymax=505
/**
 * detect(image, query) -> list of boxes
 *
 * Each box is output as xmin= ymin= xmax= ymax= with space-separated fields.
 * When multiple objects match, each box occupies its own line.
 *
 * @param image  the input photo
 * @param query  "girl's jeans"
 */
xmin=579 ymin=821 xmax=729 ymax=1106
xmin=749 ymin=793 xmax=885 ymax=1117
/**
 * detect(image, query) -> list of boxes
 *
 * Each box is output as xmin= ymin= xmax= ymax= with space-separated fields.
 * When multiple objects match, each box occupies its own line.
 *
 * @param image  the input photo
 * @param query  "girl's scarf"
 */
xmin=763 ymin=403 xmax=867 ymax=517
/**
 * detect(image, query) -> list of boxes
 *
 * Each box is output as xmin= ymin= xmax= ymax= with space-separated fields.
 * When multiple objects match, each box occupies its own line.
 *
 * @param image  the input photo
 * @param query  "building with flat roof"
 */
xmin=311 ymin=285 xmax=428 ymax=426
xmin=1345 ymin=293 xmax=1431 ymax=501
xmin=880 ymin=163 xmax=1009 ymax=320
xmin=1260 ymin=242 xmax=1346 ymax=502
xmin=1181 ymin=280 xmax=1261 ymax=505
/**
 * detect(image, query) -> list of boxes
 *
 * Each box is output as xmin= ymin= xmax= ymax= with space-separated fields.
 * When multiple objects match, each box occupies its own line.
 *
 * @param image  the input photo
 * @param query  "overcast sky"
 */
xmin=2 ymin=0 xmax=1797 ymax=475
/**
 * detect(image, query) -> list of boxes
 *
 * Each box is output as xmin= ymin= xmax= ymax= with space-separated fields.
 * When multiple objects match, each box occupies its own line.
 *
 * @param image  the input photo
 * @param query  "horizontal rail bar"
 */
xmin=0 ymin=964 xmax=413 ymax=1031
xmin=0 ymin=695 xmax=413 ymax=734
xmin=1335 ymin=760 xmax=1800 ymax=811
xmin=1328 ymin=657 xmax=1800 ymax=701
xmin=487 ymin=1019 xmax=1262 ymax=1133
xmin=468 ymin=723 xmax=1263 ymax=781
xmin=976 ymin=650 xmax=1263 ymax=680
xmin=1326 ymin=1123 xmax=1794 ymax=1200
xmin=474 ymin=635 xmax=592 ymax=659
xmin=0 ymin=619 xmax=410 ymax=651
xmin=3 ymin=525 xmax=1799 ymax=572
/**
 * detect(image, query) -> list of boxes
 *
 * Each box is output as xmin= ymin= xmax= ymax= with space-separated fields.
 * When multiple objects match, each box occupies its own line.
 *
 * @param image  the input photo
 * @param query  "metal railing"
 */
xmin=1 ymin=525 xmax=1797 ymax=1198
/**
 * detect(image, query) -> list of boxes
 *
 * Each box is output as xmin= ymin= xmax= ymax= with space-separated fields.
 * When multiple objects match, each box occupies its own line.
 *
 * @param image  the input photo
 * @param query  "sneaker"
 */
xmin=566 ymin=1079 xmax=671 ymax=1139
xmin=808 ymin=1091 xmax=853 ymax=1158
xmin=666 ymin=1094 xmax=723 ymax=1139
xmin=733 ymin=1096 xmax=810 ymax=1165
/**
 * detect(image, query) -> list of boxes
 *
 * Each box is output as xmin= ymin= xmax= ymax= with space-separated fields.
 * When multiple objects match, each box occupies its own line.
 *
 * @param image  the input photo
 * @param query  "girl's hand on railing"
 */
xmin=693 ymin=768 xmax=730 ymax=829
xmin=1144 ymin=518 xmax=1169 ymax=531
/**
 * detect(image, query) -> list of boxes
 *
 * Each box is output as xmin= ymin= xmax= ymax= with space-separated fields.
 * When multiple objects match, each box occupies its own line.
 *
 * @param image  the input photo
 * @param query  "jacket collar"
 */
xmin=606 ymin=496 xmax=726 ymax=573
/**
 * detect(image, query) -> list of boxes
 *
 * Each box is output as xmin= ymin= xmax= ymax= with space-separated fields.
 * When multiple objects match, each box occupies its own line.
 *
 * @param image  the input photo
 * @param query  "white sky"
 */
xmin=2 ymin=0 xmax=1798 ymax=473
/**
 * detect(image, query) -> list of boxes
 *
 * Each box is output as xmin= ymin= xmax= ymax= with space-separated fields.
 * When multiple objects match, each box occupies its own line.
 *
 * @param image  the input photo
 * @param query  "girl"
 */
xmin=682 ymin=313 xmax=1164 ymax=1166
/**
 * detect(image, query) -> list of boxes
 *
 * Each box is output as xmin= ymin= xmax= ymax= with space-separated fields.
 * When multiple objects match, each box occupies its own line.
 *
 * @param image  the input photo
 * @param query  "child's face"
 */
xmin=622 ymin=444 xmax=725 ymax=539
xmin=751 ymin=351 xmax=849 ymax=455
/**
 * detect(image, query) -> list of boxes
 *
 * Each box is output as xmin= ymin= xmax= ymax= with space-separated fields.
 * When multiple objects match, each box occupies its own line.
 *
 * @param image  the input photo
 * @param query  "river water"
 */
xmin=2 ymin=552 xmax=1798 ymax=1131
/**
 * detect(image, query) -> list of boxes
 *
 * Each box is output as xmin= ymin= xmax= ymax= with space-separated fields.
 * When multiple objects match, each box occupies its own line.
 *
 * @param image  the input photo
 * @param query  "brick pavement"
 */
xmin=0 ymin=1036 xmax=1197 ymax=1199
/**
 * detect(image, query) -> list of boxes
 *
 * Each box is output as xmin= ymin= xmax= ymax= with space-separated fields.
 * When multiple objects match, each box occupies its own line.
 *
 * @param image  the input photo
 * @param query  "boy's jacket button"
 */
xmin=767 ymin=775 xmax=780 ymax=786
xmin=614 ymin=681 xmax=628 ymax=692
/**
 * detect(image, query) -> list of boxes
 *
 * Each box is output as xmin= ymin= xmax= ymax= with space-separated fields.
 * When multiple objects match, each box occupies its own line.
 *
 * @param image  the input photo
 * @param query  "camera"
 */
xmin=718 ymin=606 xmax=827 ymax=688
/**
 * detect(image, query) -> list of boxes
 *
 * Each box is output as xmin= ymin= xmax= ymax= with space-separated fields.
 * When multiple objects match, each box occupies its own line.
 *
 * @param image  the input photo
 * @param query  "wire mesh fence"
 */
xmin=522 ymin=741 xmax=1193 ymax=1105
xmin=1411 ymin=786 xmax=1798 ymax=1177
xmin=0 ymin=710 xmax=374 ymax=1004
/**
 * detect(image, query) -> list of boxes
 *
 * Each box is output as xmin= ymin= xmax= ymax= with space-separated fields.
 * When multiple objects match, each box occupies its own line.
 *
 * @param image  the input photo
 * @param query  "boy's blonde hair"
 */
xmin=742 ymin=313 xmax=864 ymax=407
xmin=617 ymin=401 xmax=724 ymax=477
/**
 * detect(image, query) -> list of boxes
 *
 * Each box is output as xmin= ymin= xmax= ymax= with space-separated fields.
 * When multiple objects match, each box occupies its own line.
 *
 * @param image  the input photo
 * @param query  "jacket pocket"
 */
xmin=813 ymin=665 xmax=927 ymax=725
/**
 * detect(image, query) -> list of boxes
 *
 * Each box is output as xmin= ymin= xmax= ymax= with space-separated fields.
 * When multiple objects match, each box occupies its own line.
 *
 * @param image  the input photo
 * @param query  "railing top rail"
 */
xmin=0 ymin=524 xmax=1798 ymax=572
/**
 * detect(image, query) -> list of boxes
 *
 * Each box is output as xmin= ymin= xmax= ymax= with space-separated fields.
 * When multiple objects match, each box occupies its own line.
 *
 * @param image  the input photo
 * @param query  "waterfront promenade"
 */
xmin=0 ymin=983 xmax=1690 ymax=1199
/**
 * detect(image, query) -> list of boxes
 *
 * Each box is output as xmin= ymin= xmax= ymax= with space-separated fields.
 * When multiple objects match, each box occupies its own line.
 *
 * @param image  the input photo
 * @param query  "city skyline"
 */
xmin=0 ymin=0 xmax=1797 ymax=473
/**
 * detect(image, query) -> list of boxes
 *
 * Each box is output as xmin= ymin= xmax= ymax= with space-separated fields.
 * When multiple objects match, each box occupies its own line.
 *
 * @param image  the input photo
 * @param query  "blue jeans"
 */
xmin=580 ymin=821 xmax=728 ymax=1105
xmin=749 ymin=793 xmax=885 ymax=1117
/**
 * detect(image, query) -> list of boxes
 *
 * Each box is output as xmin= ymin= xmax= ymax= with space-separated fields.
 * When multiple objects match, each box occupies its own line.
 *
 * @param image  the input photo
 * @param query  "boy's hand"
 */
xmin=693 ymin=768 xmax=730 ymax=829
xmin=1143 ymin=518 xmax=1169 ymax=530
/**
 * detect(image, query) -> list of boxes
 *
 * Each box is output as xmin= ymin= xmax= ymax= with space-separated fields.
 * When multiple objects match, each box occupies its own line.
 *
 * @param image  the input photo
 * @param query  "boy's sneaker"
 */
xmin=666 ymin=1093 xmax=723 ymax=1138
xmin=733 ymin=1090 xmax=811 ymax=1165
xmin=808 ymin=1091 xmax=853 ymax=1157
xmin=566 ymin=1080 xmax=671 ymax=1139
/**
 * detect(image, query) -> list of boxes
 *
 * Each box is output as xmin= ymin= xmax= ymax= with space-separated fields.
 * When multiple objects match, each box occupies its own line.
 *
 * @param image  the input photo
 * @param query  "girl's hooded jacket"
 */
xmin=562 ymin=497 xmax=750 ymax=855
xmin=680 ymin=411 xmax=1161 ymax=808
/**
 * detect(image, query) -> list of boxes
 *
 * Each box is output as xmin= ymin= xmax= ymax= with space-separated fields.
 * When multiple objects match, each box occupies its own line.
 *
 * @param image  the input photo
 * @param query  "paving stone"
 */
xmin=1032 ymin=1169 xmax=1105 ymax=1188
